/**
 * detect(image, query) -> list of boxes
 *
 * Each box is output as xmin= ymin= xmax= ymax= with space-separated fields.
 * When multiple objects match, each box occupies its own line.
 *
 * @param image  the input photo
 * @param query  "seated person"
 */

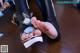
xmin=13 ymin=0 xmax=60 ymax=48
xmin=0 ymin=0 xmax=60 ymax=48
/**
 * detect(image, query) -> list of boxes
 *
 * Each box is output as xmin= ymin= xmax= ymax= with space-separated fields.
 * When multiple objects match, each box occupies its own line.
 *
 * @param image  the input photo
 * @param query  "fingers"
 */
xmin=21 ymin=29 xmax=42 ymax=42
xmin=31 ymin=17 xmax=41 ymax=28
xmin=28 ymin=32 xmax=34 ymax=40
xmin=35 ymin=20 xmax=47 ymax=32
xmin=21 ymin=33 xmax=29 ymax=41
xmin=31 ymin=17 xmax=44 ymax=29
xmin=31 ymin=17 xmax=49 ymax=34
xmin=33 ymin=29 xmax=42 ymax=36
xmin=21 ymin=32 xmax=34 ymax=41
xmin=31 ymin=17 xmax=37 ymax=21
xmin=36 ymin=20 xmax=43 ymax=30
xmin=31 ymin=17 xmax=38 ymax=28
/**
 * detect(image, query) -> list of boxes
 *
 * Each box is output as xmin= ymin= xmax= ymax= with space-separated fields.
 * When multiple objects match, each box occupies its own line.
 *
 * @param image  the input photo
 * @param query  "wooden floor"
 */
xmin=0 ymin=4 xmax=80 ymax=53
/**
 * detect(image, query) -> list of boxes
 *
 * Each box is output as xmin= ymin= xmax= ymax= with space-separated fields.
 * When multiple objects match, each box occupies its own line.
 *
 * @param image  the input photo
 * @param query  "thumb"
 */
xmin=31 ymin=17 xmax=38 ymax=28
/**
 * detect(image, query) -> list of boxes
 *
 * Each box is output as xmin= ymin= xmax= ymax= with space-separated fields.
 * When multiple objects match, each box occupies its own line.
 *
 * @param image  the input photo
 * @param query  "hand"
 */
xmin=21 ymin=29 xmax=42 ymax=42
xmin=31 ymin=17 xmax=58 ymax=39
